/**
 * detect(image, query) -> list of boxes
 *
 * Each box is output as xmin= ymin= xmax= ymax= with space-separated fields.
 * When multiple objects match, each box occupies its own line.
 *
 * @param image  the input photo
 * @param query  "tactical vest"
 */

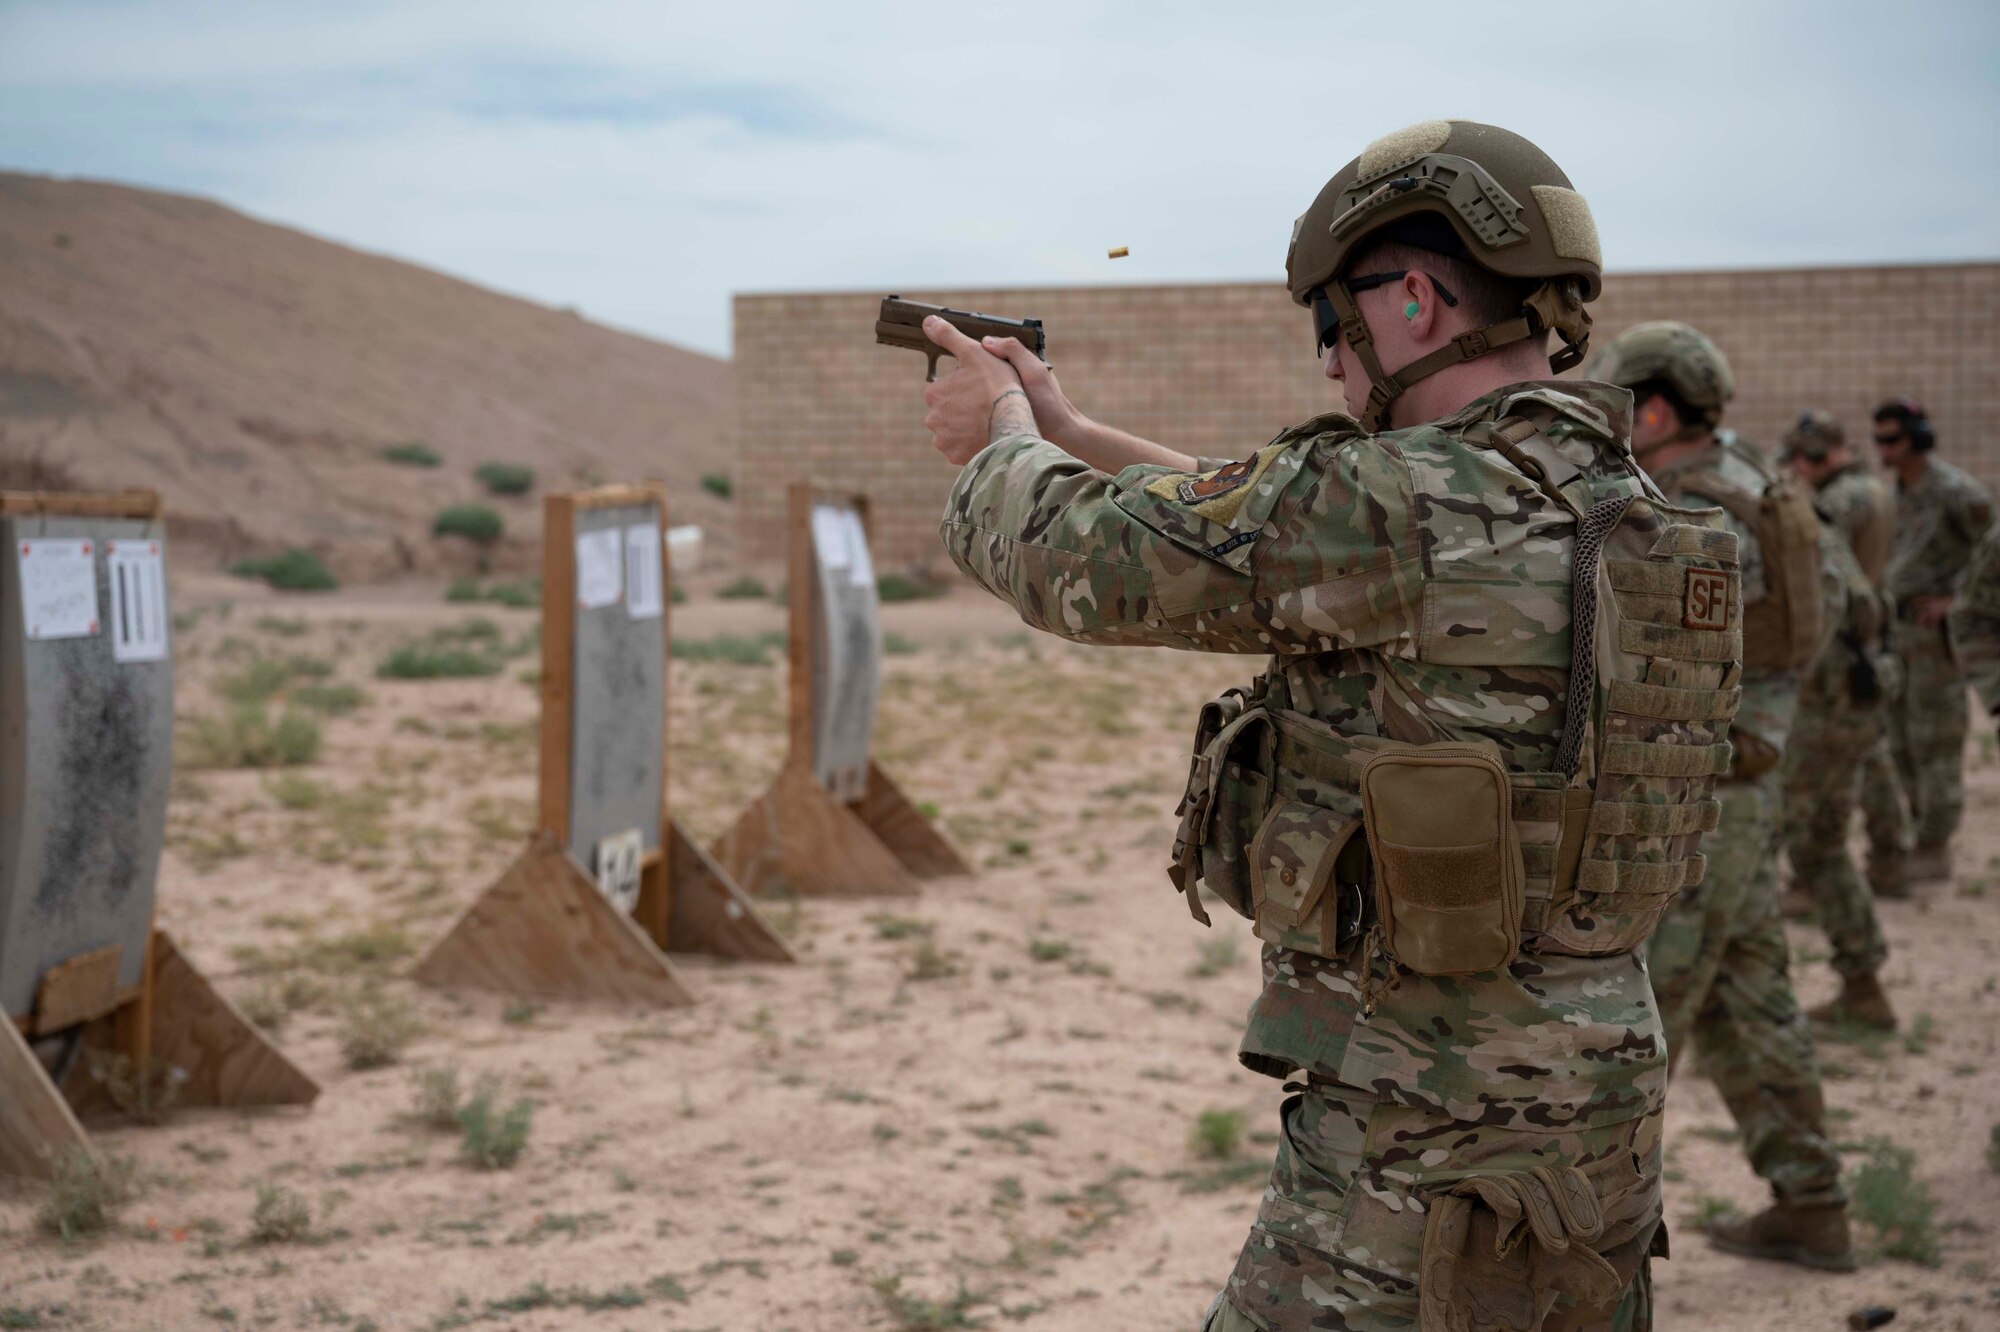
xmin=1169 ymin=420 xmax=1744 ymax=975
xmin=1679 ymin=455 xmax=1824 ymax=673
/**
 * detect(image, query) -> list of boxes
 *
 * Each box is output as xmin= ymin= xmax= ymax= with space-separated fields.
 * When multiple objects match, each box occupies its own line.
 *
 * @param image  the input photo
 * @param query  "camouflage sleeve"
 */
xmin=939 ymin=430 xmax=1418 ymax=653
xmin=1950 ymin=474 xmax=1998 ymax=585
xmin=1950 ymin=530 xmax=2000 ymax=716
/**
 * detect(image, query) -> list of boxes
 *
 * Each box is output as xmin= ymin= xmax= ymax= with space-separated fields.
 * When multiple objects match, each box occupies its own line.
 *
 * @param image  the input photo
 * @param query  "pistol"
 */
xmin=876 ymin=295 xmax=1046 ymax=382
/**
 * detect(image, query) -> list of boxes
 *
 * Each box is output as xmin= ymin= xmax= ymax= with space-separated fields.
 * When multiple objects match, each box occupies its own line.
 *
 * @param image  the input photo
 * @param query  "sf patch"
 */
xmin=1683 ymin=568 xmax=1730 ymax=630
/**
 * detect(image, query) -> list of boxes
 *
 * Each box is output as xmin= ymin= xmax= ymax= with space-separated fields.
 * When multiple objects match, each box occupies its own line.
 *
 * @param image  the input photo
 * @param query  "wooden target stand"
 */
xmin=713 ymin=484 xmax=968 ymax=897
xmin=413 ymin=485 xmax=792 ymax=1008
xmin=0 ymin=491 xmax=317 ymax=1182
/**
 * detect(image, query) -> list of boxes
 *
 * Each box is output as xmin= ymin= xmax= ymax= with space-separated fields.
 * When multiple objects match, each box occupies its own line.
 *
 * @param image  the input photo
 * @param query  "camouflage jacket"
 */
xmin=1649 ymin=432 xmax=1841 ymax=755
xmin=1887 ymin=458 xmax=1995 ymax=604
xmin=1951 ymin=527 xmax=2000 ymax=716
xmin=1816 ymin=463 xmax=1894 ymax=588
xmin=942 ymin=381 xmax=1670 ymax=1132
xmin=1802 ymin=464 xmax=1897 ymax=706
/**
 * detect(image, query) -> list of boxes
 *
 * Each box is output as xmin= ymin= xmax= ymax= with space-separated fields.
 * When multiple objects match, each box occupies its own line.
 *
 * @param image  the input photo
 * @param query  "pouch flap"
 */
xmin=1250 ymin=799 xmax=1361 ymax=930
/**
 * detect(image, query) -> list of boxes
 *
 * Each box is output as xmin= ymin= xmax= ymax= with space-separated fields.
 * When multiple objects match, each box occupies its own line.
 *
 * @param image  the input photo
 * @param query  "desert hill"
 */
xmin=0 ymin=172 xmax=733 ymax=579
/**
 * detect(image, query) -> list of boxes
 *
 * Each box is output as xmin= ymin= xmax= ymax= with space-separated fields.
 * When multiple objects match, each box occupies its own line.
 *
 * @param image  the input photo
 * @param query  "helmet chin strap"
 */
xmin=1630 ymin=422 xmax=1713 ymax=466
xmin=1324 ymin=278 xmax=1591 ymax=433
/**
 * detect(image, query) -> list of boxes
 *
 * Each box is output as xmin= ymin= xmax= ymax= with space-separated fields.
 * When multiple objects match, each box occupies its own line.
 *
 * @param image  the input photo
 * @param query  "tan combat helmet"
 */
xmin=1286 ymin=119 xmax=1603 ymax=430
xmin=1781 ymin=409 xmax=1845 ymax=461
xmin=1587 ymin=320 xmax=1735 ymax=452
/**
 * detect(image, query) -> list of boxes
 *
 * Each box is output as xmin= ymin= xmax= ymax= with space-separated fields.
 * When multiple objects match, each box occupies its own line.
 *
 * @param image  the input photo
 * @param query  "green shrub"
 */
xmin=290 ymin=682 xmax=366 ymax=715
xmin=253 ymin=615 xmax=307 ymax=637
xmin=717 ymin=575 xmax=768 ymax=600
xmin=446 ymin=578 xmax=539 ymax=608
xmin=458 ymin=1077 xmax=534 ymax=1169
xmin=248 ymin=1182 xmax=311 ymax=1244
xmin=37 ymin=1147 xmax=139 ymax=1241
xmin=337 ymin=986 xmax=419 ymax=1070
xmin=1849 ymin=1137 xmax=1942 ymax=1267
xmin=669 ymin=632 xmax=785 ymax=665
xmin=183 ymin=704 xmax=322 ymax=769
xmin=700 ymin=473 xmax=732 ymax=499
xmin=383 ymin=442 xmax=441 ymax=467
xmin=474 ymin=462 xmax=535 ymax=496
xmin=433 ymin=504 xmax=503 ymax=544
xmin=376 ymin=644 xmax=503 ymax=679
xmin=229 ymin=549 xmax=337 ymax=592
xmin=877 ymin=572 xmax=944 ymax=603
xmin=1189 ymin=1109 xmax=1244 ymax=1160
xmin=411 ymin=1064 xmax=463 ymax=1131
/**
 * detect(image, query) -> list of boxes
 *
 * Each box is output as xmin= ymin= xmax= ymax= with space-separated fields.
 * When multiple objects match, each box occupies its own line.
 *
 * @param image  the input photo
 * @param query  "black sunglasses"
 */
xmin=1311 ymin=271 xmax=1460 ymax=353
xmin=1874 ymin=432 xmax=1909 ymax=447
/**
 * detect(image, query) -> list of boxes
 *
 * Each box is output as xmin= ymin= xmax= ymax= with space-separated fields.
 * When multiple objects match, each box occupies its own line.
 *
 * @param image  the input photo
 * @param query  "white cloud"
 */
xmin=3 ymin=0 xmax=1996 ymax=355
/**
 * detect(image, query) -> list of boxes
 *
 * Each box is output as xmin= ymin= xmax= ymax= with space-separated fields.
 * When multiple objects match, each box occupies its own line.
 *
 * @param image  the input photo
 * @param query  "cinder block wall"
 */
xmin=734 ymin=263 xmax=1999 ymax=570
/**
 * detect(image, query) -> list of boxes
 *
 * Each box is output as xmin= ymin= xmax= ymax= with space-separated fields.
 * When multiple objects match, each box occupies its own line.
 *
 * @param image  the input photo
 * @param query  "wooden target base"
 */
xmin=412 ymin=828 xmax=794 ymax=1006
xmin=0 ymin=931 xmax=319 ymax=1182
xmin=714 ymin=760 xmax=970 ymax=898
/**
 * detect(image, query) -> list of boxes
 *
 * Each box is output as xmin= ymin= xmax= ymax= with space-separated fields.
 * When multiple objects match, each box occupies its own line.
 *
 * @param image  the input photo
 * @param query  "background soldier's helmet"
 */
xmin=1285 ymin=120 xmax=1604 ymax=429
xmin=1587 ymin=321 xmax=1737 ymax=427
xmin=1782 ymin=409 xmax=1845 ymax=460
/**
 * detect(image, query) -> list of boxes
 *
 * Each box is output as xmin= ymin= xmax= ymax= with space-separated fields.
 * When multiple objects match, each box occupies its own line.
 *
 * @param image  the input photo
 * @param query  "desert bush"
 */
xmin=88 ymin=1051 xmax=184 ymax=1126
xmin=717 ymin=575 xmax=768 ymax=600
xmin=229 ymin=548 xmax=338 ymax=592
xmin=382 ymin=442 xmax=441 ymax=467
xmin=433 ymin=504 xmax=503 ymax=544
xmin=446 ymin=577 xmax=538 ymax=608
xmin=458 ymin=1077 xmax=534 ymax=1169
xmin=700 ymin=472 xmax=732 ymax=499
xmin=248 ymin=1182 xmax=312 ymax=1244
xmin=1849 ymin=1137 xmax=1942 ymax=1267
xmin=669 ymin=631 xmax=785 ymax=665
xmin=1189 ymin=1109 xmax=1244 ymax=1160
xmin=877 ymin=573 xmax=944 ymax=603
xmin=475 ymin=462 xmax=535 ymax=496
xmin=36 ymin=1148 xmax=139 ymax=1241
xmin=337 ymin=986 xmax=419 ymax=1070
xmin=253 ymin=614 xmax=307 ymax=637
xmin=182 ymin=704 xmax=321 ymax=768
xmin=376 ymin=642 xmax=503 ymax=679
xmin=290 ymin=681 xmax=366 ymax=715
xmin=411 ymin=1064 xmax=464 ymax=1130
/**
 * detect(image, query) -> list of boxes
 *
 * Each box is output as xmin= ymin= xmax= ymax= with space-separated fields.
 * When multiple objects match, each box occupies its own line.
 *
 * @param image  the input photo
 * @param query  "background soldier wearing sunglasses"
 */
xmin=1864 ymin=399 xmax=1994 ymax=886
xmin=913 ymin=120 xmax=1736 ymax=1330
xmin=1589 ymin=325 xmax=1855 ymax=1272
xmin=1776 ymin=410 xmax=1905 ymax=1029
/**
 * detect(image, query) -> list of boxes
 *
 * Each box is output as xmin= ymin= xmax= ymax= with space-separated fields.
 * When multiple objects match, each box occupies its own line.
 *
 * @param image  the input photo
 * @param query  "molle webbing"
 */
xmin=1606 ymin=679 xmax=1741 ymax=723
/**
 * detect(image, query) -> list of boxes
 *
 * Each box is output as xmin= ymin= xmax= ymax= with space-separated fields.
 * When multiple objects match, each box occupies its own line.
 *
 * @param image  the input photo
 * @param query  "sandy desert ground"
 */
xmin=2 ymin=573 xmax=1998 ymax=1332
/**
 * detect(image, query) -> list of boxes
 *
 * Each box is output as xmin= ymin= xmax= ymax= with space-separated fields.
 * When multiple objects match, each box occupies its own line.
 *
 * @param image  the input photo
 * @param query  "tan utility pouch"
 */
xmin=1249 ymin=800 xmax=1366 ymax=959
xmin=1360 ymin=742 xmax=1523 ymax=976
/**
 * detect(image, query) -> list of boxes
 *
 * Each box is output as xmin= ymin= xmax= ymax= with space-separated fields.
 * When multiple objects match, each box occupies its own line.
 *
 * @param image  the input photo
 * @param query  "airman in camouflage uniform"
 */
xmin=917 ymin=122 xmax=1732 ymax=1330
xmin=1863 ymin=399 xmax=1995 ymax=883
xmin=1590 ymin=326 xmax=1856 ymax=1271
xmin=1950 ymin=526 xmax=2000 ymax=717
xmin=1777 ymin=411 xmax=1903 ymax=1029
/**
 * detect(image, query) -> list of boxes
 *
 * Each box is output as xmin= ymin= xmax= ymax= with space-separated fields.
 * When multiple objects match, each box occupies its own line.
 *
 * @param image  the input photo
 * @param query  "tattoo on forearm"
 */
xmin=989 ymin=387 xmax=1035 ymax=444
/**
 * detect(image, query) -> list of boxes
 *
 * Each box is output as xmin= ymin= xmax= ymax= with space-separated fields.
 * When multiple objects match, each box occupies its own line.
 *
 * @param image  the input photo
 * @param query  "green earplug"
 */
xmin=1404 ymin=301 xmax=1420 ymax=319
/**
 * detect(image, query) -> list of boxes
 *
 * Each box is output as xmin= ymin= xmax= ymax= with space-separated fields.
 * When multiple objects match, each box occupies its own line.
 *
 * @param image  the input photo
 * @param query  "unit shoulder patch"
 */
xmin=1142 ymin=448 xmax=1285 ymax=528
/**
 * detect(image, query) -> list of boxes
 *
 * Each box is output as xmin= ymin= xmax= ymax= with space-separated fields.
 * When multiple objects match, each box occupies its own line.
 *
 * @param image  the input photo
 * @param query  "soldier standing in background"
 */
xmin=1591 ymin=326 xmax=1856 ymax=1271
xmin=917 ymin=121 xmax=1740 ymax=1330
xmin=1951 ymin=526 xmax=2000 ymax=718
xmin=1865 ymin=399 xmax=1994 ymax=884
xmin=1778 ymin=411 xmax=1904 ymax=1029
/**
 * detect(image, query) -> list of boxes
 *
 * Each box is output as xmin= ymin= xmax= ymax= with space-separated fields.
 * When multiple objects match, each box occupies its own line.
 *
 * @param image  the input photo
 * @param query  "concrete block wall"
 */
xmin=734 ymin=263 xmax=1998 ymax=570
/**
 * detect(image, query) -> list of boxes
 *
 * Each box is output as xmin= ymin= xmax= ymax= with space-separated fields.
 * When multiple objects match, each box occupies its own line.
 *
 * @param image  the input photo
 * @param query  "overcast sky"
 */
xmin=3 ymin=0 xmax=1997 ymax=357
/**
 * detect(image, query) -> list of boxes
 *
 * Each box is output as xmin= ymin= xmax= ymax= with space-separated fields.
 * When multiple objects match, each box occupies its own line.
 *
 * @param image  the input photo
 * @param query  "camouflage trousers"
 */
xmin=1868 ymin=620 xmax=1971 ymax=849
xmin=1202 ymin=1086 xmax=1662 ymax=1331
xmin=1646 ymin=774 xmax=1846 ymax=1206
xmin=1781 ymin=686 xmax=1898 ymax=977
